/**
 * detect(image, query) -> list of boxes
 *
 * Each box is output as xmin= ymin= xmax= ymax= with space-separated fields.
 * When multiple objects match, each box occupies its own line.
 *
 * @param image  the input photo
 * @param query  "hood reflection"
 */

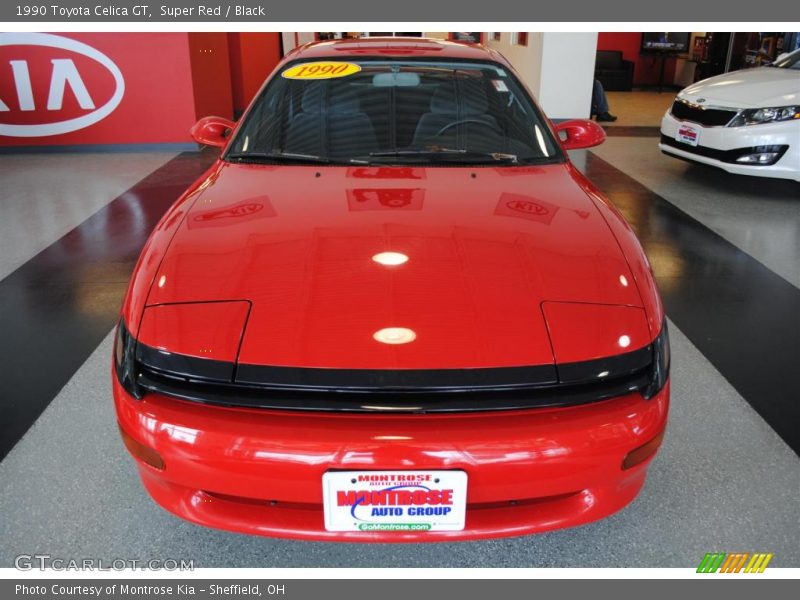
xmin=494 ymin=192 xmax=560 ymax=225
xmin=347 ymin=188 xmax=424 ymax=210
xmin=346 ymin=166 xmax=426 ymax=180
xmin=188 ymin=195 xmax=276 ymax=229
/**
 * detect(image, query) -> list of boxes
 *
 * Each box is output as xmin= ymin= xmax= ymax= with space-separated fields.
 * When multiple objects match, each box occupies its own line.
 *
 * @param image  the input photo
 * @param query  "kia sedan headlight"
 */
xmin=728 ymin=105 xmax=800 ymax=127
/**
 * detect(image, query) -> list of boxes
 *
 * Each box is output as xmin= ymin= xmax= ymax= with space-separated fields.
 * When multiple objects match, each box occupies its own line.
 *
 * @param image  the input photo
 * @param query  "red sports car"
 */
xmin=113 ymin=38 xmax=669 ymax=541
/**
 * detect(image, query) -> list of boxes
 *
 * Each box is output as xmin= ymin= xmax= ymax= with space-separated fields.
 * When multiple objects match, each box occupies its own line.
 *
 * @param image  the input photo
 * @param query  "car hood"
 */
xmin=679 ymin=67 xmax=800 ymax=108
xmin=145 ymin=162 xmax=643 ymax=370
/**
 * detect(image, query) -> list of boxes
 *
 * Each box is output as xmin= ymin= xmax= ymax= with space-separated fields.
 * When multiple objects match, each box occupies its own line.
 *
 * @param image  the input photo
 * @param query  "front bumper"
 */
xmin=660 ymin=112 xmax=800 ymax=181
xmin=114 ymin=375 xmax=669 ymax=542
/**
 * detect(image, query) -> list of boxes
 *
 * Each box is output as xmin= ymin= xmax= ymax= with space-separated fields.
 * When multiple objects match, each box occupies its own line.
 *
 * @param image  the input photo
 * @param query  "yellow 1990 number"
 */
xmin=281 ymin=62 xmax=362 ymax=80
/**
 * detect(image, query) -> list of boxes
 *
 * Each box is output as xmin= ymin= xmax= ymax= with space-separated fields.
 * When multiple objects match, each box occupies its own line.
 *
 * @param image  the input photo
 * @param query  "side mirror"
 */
xmin=554 ymin=119 xmax=606 ymax=150
xmin=191 ymin=116 xmax=235 ymax=148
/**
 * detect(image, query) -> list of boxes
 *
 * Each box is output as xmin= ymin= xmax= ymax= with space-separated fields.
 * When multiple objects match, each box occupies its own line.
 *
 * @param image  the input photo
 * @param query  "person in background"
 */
xmin=591 ymin=79 xmax=618 ymax=122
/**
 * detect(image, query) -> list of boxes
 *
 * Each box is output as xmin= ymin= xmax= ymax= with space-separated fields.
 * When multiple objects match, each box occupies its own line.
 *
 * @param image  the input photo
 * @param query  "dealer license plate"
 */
xmin=676 ymin=124 xmax=700 ymax=146
xmin=322 ymin=470 xmax=468 ymax=532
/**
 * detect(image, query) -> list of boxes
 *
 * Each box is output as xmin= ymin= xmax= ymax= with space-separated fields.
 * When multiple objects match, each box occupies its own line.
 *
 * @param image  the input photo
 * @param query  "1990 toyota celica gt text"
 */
xmin=113 ymin=38 xmax=670 ymax=541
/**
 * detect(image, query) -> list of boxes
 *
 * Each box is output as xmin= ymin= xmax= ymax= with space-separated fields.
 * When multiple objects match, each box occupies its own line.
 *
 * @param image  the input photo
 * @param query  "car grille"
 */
xmin=130 ymin=337 xmax=660 ymax=413
xmin=661 ymin=135 xmax=729 ymax=160
xmin=670 ymin=99 xmax=738 ymax=127
xmin=660 ymin=135 xmax=790 ymax=165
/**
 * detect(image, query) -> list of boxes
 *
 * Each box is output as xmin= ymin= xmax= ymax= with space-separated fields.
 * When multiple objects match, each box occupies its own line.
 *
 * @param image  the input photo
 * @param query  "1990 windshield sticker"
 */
xmin=282 ymin=62 xmax=361 ymax=80
xmin=323 ymin=471 xmax=467 ymax=532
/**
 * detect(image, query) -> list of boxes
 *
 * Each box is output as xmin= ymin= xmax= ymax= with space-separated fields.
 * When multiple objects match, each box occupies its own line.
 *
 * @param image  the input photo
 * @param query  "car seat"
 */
xmin=285 ymin=83 xmax=378 ymax=159
xmin=412 ymin=81 xmax=499 ymax=147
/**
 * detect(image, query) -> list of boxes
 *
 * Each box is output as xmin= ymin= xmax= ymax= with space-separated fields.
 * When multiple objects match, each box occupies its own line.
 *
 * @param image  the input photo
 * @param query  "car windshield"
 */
xmin=772 ymin=50 xmax=800 ymax=69
xmin=226 ymin=59 xmax=563 ymax=166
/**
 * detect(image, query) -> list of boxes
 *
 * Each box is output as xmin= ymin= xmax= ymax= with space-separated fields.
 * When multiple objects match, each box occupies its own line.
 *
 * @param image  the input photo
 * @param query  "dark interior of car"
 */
xmin=241 ymin=66 xmax=550 ymax=161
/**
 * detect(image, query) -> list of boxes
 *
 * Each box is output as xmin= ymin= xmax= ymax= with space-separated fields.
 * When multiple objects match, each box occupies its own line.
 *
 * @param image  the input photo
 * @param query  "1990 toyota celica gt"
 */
xmin=114 ymin=38 xmax=669 ymax=541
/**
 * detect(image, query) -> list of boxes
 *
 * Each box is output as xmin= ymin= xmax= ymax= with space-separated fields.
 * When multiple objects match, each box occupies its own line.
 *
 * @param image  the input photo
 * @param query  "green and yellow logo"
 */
xmin=697 ymin=553 xmax=773 ymax=573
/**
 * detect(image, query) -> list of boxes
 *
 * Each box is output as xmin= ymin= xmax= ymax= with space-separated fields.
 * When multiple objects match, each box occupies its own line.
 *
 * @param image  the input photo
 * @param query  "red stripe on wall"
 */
xmin=227 ymin=33 xmax=283 ymax=115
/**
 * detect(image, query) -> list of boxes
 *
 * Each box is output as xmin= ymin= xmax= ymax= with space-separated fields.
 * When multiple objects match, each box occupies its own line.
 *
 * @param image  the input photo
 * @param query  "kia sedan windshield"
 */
xmin=227 ymin=60 xmax=562 ymax=166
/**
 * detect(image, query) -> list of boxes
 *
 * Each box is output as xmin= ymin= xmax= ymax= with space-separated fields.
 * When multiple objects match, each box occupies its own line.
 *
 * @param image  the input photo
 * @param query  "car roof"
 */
xmin=286 ymin=37 xmax=511 ymax=66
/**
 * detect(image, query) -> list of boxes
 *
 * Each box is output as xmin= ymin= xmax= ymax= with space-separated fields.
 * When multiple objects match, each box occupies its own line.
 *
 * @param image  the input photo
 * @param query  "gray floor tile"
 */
xmin=0 ymin=152 xmax=176 ymax=281
xmin=590 ymin=138 xmax=800 ymax=289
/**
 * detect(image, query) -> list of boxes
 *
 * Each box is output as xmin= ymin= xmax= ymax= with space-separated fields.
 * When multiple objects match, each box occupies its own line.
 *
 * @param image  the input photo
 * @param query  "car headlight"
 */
xmin=642 ymin=320 xmax=670 ymax=400
xmin=728 ymin=105 xmax=800 ymax=127
xmin=114 ymin=319 xmax=143 ymax=399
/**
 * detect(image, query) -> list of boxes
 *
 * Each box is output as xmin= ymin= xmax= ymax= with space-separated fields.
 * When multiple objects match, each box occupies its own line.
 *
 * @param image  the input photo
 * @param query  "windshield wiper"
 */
xmin=226 ymin=151 xmax=364 ymax=165
xmin=367 ymin=148 xmax=518 ymax=164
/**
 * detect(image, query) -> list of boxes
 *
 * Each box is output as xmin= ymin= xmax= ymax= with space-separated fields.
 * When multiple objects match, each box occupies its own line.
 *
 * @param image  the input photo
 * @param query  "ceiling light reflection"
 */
xmin=618 ymin=335 xmax=631 ymax=348
xmin=373 ymin=327 xmax=416 ymax=345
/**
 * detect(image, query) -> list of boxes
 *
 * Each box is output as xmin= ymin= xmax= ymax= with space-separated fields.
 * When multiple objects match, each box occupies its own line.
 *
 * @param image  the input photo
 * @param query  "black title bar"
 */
xmin=1 ymin=0 xmax=797 ymax=22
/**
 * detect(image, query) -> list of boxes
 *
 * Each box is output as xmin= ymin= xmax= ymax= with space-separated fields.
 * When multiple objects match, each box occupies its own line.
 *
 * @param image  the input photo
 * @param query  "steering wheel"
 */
xmin=433 ymin=119 xmax=497 ymax=138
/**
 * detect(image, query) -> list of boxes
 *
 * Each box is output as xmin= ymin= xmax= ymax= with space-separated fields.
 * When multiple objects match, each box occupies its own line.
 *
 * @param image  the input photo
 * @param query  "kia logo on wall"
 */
xmin=0 ymin=32 xmax=125 ymax=137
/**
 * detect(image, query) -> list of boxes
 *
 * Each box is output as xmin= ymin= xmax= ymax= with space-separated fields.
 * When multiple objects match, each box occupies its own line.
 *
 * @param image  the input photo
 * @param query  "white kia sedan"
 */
xmin=660 ymin=48 xmax=800 ymax=181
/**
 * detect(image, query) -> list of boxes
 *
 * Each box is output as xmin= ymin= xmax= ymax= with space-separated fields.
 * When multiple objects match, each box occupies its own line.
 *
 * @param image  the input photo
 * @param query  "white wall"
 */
xmin=486 ymin=33 xmax=544 ymax=99
xmin=487 ymin=32 xmax=598 ymax=120
xmin=537 ymin=33 xmax=598 ymax=120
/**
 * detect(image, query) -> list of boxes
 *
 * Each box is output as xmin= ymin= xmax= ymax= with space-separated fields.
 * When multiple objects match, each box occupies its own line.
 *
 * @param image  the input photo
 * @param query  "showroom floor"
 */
xmin=0 ymin=136 xmax=798 ymax=567
xmin=603 ymin=90 xmax=676 ymax=128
